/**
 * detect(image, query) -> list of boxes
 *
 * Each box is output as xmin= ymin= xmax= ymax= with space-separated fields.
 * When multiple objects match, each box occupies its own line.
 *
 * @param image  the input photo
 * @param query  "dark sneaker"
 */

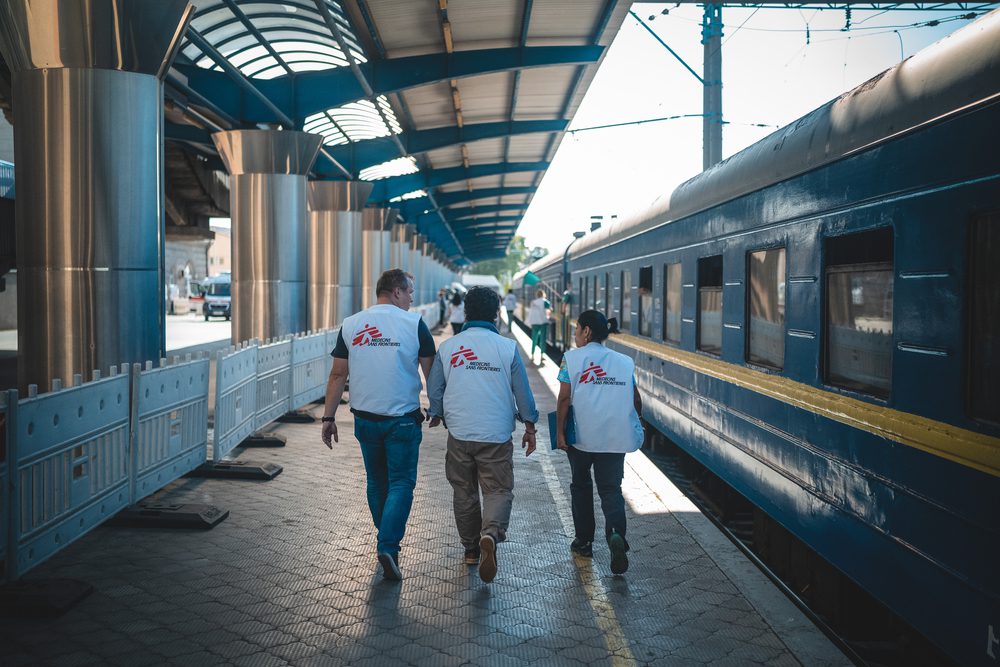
xmin=478 ymin=535 xmax=497 ymax=583
xmin=464 ymin=547 xmax=481 ymax=565
xmin=377 ymin=552 xmax=402 ymax=581
xmin=570 ymin=538 xmax=593 ymax=557
xmin=609 ymin=532 xmax=629 ymax=575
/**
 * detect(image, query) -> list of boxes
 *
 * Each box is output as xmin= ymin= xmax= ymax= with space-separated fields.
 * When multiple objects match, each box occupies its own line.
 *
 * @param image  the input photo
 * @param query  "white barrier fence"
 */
xmin=1 ymin=327 xmax=340 ymax=585
xmin=130 ymin=355 xmax=210 ymax=503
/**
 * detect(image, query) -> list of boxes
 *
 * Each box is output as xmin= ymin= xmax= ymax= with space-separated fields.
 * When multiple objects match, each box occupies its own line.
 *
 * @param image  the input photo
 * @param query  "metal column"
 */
xmin=213 ymin=130 xmax=323 ymax=343
xmin=361 ymin=208 xmax=395 ymax=309
xmin=307 ymin=181 xmax=371 ymax=329
xmin=702 ymin=3 xmax=724 ymax=170
xmin=0 ymin=0 xmax=193 ymax=392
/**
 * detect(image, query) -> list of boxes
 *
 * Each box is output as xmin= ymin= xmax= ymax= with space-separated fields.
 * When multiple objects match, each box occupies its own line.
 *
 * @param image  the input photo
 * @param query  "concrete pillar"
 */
xmin=213 ymin=130 xmax=322 ymax=343
xmin=0 ymin=0 xmax=193 ymax=392
xmin=307 ymin=181 xmax=371 ymax=329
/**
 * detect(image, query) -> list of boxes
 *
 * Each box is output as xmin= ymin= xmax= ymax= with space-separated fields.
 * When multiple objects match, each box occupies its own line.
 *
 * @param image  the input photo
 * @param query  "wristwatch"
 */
xmin=321 ymin=416 xmax=336 ymax=422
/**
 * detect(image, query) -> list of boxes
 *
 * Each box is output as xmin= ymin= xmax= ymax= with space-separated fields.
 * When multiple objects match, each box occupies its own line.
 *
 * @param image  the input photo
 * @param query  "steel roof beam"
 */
xmin=395 ymin=186 xmax=537 ymax=217
xmin=452 ymin=215 xmax=523 ymax=229
xmin=185 ymin=26 xmax=295 ymax=129
xmin=323 ymin=119 xmax=567 ymax=175
xmin=175 ymin=45 xmax=604 ymax=124
xmin=220 ymin=0 xmax=294 ymax=76
xmin=430 ymin=205 xmax=526 ymax=222
xmin=312 ymin=0 xmax=463 ymax=256
xmin=369 ymin=161 xmax=549 ymax=202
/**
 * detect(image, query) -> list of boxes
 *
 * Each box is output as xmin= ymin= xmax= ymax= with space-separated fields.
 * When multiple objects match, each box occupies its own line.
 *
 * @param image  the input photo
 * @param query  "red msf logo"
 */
xmin=352 ymin=324 xmax=382 ymax=346
xmin=579 ymin=363 xmax=607 ymax=384
xmin=450 ymin=346 xmax=478 ymax=367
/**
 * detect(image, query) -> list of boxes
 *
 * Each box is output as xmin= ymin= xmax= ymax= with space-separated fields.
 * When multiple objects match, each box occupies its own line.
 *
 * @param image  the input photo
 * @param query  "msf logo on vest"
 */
xmin=353 ymin=324 xmax=400 ymax=348
xmin=450 ymin=346 xmax=502 ymax=373
xmin=580 ymin=362 xmax=626 ymax=386
xmin=450 ymin=346 xmax=478 ymax=367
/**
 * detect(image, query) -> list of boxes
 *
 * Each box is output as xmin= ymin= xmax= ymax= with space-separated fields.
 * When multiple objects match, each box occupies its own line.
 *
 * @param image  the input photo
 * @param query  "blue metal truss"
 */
xmin=394 ymin=187 xmax=537 ymax=218
xmin=369 ymin=161 xmax=549 ymax=203
xmin=418 ymin=205 xmax=526 ymax=225
xmin=175 ymin=45 xmax=604 ymax=126
xmin=322 ymin=119 xmax=567 ymax=176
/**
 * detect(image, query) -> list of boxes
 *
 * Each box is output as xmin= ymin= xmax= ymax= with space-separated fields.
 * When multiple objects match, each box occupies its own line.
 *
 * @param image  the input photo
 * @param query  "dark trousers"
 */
xmin=566 ymin=447 xmax=627 ymax=545
xmin=450 ymin=322 xmax=463 ymax=336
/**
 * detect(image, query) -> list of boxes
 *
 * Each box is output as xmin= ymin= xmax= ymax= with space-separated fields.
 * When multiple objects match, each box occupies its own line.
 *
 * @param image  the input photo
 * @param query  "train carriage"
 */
xmin=515 ymin=12 xmax=1000 ymax=667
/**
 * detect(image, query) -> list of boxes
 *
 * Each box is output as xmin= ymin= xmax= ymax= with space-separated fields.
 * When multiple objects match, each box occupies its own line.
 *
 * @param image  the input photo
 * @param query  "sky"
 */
xmin=516 ymin=3 xmax=992 ymax=255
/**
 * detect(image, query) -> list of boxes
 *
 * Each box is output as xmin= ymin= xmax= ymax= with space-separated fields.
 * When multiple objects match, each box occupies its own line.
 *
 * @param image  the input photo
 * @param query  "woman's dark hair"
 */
xmin=577 ymin=310 xmax=619 ymax=342
xmin=464 ymin=286 xmax=500 ymax=322
xmin=450 ymin=292 xmax=463 ymax=306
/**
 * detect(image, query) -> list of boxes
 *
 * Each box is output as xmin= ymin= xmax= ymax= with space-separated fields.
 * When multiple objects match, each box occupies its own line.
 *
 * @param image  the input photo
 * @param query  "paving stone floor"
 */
xmin=1 ymin=327 xmax=848 ymax=667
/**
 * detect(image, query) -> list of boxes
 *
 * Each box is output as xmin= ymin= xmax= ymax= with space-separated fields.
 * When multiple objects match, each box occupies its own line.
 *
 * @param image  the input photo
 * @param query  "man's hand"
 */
xmin=556 ymin=435 xmax=568 ymax=451
xmin=429 ymin=415 xmax=442 ymax=428
xmin=521 ymin=429 xmax=536 ymax=456
xmin=321 ymin=420 xmax=338 ymax=449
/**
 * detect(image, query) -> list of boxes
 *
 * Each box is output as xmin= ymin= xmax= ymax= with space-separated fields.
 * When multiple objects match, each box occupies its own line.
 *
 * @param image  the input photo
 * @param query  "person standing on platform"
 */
xmin=448 ymin=292 xmax=465 ymax=336
xmin=555 ymin=310 xmax=644 ymax=575
xmin=526 ymin=289 xmax=551 ymax=364
xmin=321 ymin=269 xmax=436 ymax=582
xmin=427 ymin=287 xmax=538 ymax=583
xmin=502 ymin=289 xmax=517 ymax=333
xmin=438 ymin=288 xmax=448 ymax=328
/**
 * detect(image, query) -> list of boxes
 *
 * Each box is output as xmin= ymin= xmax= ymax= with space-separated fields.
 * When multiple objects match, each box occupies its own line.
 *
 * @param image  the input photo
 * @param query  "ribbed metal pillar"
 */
xmin=361 ymin=208 xmax=393 ymax=309
xmin=0 ymin=0 xmax=193 ymax=392
xmin=307 ymin=181 xmax=371 ymax=329
xmin=213 ymin=130 xmax=322 ymax=344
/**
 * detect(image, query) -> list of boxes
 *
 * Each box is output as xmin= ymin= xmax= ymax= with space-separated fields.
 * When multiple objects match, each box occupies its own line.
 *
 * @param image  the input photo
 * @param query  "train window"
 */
xmin=620 ymin=270 xmax=632 ymax=330
xmin=698 ymin=256 xmax=723 ymax=355
xmin=638 ymin=266 xmax=653 ymax=337
xmin=604 ymin=273 xmax=611 ymax=316
xmin=663 ymin=263 xmax=682 ymax=344
xmin=747 ymin=248 xmax=786 ymax=369
xmin=825 ymin=227 xmax=893 ymax=398
xmin=969 ymin=215 xmax=1000 ymax=423
xmin=578 ymin=277 xmax=584 ymax=317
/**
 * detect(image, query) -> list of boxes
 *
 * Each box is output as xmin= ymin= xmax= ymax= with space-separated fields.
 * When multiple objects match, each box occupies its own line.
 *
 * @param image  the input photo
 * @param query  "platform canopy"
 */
xmin=163 ymin=0 xmax=630 ymax=264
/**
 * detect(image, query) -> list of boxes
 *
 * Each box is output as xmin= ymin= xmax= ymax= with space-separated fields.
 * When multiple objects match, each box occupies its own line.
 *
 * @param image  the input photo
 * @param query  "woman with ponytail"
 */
xmin=555 ymin=310 xmax=644 ymax=574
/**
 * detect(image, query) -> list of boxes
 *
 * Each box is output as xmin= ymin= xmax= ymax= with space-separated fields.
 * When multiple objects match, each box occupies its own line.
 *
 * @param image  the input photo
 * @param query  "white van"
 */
xmin=202 ymin=274 xmax=231 ymax=321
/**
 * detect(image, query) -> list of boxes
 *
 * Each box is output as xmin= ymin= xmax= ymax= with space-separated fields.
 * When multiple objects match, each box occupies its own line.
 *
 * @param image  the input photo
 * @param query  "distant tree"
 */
xmin=472 ymin=236 xmax=548 ymax=289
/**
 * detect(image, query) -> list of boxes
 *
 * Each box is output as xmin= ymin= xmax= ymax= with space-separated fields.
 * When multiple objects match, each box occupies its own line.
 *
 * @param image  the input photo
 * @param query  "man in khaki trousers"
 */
xmin=427 ymin=287 xmax=538 ymax=582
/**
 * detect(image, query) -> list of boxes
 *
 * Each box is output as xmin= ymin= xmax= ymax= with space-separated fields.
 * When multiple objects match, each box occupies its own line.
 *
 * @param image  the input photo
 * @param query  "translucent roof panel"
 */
xmin=360 ymin=156 xmax=419 ymax=181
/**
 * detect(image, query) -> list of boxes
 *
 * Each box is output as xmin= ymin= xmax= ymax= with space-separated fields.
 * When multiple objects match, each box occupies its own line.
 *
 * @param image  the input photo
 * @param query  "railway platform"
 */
xmin=1 ymin=328 xmax=848 ymax=667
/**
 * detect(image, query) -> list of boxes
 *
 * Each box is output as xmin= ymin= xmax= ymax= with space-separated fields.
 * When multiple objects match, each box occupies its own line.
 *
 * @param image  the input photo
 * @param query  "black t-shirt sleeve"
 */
xmin=331 ymin=330 xmax=349 ymax=359
xmin=417 ymin=320 xmax=436 ymax=357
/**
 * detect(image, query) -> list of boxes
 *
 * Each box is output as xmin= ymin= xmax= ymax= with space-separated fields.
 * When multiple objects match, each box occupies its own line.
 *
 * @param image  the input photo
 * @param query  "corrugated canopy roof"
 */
xmin=165 ymin=0 xmax=630 ymax=264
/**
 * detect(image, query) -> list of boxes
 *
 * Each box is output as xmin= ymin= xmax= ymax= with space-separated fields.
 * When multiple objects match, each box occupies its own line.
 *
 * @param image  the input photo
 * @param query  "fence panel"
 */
xmin=1 ymin=394 xmax=8 ymax=582
xmin=255 ymin=338 xmax=292 ymax=431
xmin=131 ymin=356 xmax=211 ymax=503
xmin=213 ymin=345 xmax=258 ymax=462
xmin=291 ymin=331 xmax=330 ymax=410
xmin=8 ymin=374 xmax=131 ymax=579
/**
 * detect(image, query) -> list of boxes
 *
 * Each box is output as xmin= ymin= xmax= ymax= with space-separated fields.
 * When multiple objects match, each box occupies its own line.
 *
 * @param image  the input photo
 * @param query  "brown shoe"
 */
xmin=478 ymin=535 xmax=497 ymax=582
xmin=463 ymin=547 xmax=480 ymax=565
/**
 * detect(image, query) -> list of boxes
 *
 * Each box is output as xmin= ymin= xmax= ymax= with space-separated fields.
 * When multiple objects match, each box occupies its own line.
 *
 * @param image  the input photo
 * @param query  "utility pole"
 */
xmin=702 ymin=3 xmax=724 ymax=170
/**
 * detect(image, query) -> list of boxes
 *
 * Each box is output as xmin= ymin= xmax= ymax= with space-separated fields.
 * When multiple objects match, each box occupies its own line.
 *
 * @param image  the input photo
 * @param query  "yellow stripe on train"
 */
xmin=614 ymin=333 xmax=1000 ymax=479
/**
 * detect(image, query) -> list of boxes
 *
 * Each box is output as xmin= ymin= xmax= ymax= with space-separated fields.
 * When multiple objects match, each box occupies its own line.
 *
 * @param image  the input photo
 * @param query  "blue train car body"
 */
xmin=515 ymin=13 xmax=1000 ymax=666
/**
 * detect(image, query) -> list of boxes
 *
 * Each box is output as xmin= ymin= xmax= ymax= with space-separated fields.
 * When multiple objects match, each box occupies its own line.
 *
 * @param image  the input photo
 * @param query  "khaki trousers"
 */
xmin=445 ymin=433 xmax=514 ymax=548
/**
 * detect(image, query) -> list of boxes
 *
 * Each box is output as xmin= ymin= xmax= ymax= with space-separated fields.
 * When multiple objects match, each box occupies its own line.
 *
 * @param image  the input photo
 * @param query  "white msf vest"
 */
xmin=437 ymin=327 xmax=517 ymax=443
xmin=564 ymin=342 xmax=643 ymax=453
xmin=341 ymin=304 xmax=423 ymax=416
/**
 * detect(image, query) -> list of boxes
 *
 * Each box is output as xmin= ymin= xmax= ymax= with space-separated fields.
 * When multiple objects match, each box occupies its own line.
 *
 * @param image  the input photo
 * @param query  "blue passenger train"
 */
xmin=514 ymin=12 xmax=999 ymax=667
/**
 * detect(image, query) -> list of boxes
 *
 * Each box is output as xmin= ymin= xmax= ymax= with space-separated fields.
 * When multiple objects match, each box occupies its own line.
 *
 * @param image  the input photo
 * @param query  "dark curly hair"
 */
xmin=577 ymin=310 xmax=619 ymax=342
xmin=464 ymin=286 xmax=501 ymax=323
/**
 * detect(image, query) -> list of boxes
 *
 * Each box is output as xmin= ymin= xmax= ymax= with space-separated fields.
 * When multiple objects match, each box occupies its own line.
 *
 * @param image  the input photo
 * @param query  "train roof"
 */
xmin=564 ymin=9 xmax=1000 ymax=262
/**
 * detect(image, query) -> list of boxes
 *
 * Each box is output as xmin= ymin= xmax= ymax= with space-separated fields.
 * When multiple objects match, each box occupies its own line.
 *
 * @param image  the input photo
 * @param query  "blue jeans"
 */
xmin=566 ymin=447 xmax=627 ymax=545
xmin=354 ymin=416 xmax=422 ymax=556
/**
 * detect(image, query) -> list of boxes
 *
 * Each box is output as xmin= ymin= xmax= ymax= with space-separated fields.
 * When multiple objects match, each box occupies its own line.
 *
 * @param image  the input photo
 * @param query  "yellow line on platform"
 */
xmin=539 ymin=452 xmax=638 ymax=667
xmin=509 ymin=323 xmax=637 ymax=666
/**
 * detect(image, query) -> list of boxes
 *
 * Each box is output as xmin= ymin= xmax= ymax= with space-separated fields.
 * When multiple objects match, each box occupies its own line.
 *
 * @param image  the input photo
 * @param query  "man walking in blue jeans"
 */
xmin=321 ymin=269 xmax=436 ymax=581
